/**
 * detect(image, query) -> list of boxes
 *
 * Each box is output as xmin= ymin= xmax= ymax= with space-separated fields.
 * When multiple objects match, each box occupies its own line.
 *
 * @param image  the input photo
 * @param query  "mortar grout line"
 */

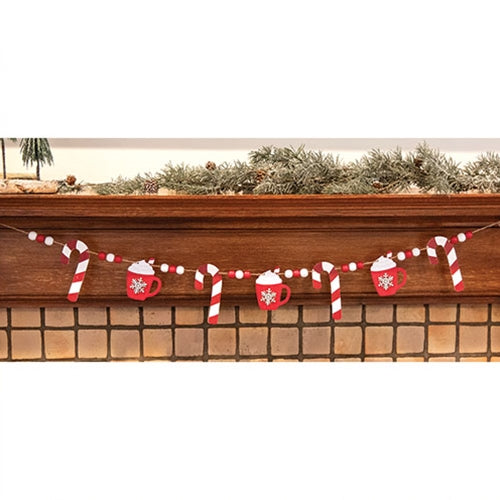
xmin=487 ymin=304 xmax=492 ymax=362
xmin=297 ymin=306 xmax=304 ymax=362
xmin=7 ymin=318 xmax=496 ymax=332
xmin=14 ymin=351 xmax=492 ymax=362
xmin=138 ymin=307 xmax=145 ymax=362
xmin=106 ymin=306 xmax=112 ymax=361
xmin=423 ymin=304 xmax=430 ymax=362
xmin=4 ymin=348 xmax=497 ymax=362
xmin=171 ymin=306 xmax=177 ymax=362
xmin=6 ymin=308 xmax=12 ymax=361
xmin=391 ymin=304 xmax=397 ymax=362
xmin=266 ymin=311 xmax=272 ymax=362
xmin=235 ymin=306 xmax=240 ymax=362
xmin=202 ymin=307 xmax=209 ymax=362
xmin=330 ymin=319 xmax=336 ymax=362
xmin=40 ymin=308 xmax=46 ymax=361
xmin=73 ymin=307 xmax=79 ymax=361
xmin=360 ymin=304 xmax=366 ymax=362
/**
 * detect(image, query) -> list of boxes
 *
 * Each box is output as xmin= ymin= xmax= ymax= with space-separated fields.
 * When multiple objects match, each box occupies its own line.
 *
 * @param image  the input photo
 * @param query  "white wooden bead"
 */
xmin=28 ymin=231 xmax=37 ymax=241
xmin=176 ymin=265 xmax=185 ymax=275
xmin=348 ymin=262 xmax=357 ymax=272
xmin=44 ymin=236 xmax=54 ymax=246
xmin=300 ymin=268 xmax=309 ymax=278
xmin=412 ymin=247 xmax=421 ymax=257
xmin=457 ymin=232 xmax=466 ymax=243
xmin=235 ymin=270 xmax=244 ymax=279
xmin=160 ymin=263 xmax=169 ymax=272
xmin=397 ymin=251 xmax=406 ymax=261
xmin=106 ymin=253 xmax=115 ymax=263
xmin=284 ymin=269 xmax=293 ymax=279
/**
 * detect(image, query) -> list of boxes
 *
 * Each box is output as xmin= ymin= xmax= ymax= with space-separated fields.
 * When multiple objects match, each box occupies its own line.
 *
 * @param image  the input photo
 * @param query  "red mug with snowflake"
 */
xmin=370 ymin=255 xmax=407 ymax=296
xmin=127 ymin=260 xmax=162 ymax=301
xmin=255 ymin=270 xmax=291 ymax=310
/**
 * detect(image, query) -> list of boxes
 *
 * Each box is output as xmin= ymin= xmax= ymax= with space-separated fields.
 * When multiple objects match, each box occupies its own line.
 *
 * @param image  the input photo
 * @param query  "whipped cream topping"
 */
xmin=128 ymin=259 xmax=155 ymax=275
xmin=256 ymin=269 xmax=282 ymax=285
xmin=370 ymin=255 xmax=396 ymax=272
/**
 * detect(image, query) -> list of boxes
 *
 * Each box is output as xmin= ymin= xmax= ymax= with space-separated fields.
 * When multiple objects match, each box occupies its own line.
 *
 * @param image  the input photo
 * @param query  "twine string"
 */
xmin=1 ymin=219 xmax=498 ymax=277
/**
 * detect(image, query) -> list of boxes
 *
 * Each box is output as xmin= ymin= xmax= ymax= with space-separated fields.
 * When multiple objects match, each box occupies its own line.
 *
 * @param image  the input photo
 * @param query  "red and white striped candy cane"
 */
xmin=312 ymin=261 xmax=342 ymax=320
xmin=61 ymin=239 xmax=90 ymax=302
xmin=426 ymin=236 xmax=464 ymax=292
xmin=194 ymin=263 xmax=222 ymax=325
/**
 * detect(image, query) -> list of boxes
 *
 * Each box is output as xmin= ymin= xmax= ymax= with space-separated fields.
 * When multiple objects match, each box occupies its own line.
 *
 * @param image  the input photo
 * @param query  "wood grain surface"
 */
xmin=1 ymin=194 xmax=500 ymax=306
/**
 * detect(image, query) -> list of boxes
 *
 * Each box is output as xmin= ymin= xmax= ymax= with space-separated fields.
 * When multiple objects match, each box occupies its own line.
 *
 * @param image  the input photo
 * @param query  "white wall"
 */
xmin=4 ymin=139 xmax=500 ymax=183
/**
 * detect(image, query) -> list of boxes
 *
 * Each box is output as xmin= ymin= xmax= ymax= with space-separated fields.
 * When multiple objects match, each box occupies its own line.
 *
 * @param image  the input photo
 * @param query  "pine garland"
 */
xmin=95 ymin=142 xmax=500 ymax=195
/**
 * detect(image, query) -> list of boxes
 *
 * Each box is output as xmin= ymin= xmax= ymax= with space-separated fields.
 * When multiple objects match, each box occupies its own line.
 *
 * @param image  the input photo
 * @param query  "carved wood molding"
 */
xmin=1 ymin=194 xmax=499 ymax=306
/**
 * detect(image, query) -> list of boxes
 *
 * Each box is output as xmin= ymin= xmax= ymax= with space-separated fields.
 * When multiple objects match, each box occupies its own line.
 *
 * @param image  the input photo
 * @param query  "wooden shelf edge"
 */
xmin=0 ymin=294 xmax=498 ymax=308
xmin=1 ymin=193 xmax=500 ymax=220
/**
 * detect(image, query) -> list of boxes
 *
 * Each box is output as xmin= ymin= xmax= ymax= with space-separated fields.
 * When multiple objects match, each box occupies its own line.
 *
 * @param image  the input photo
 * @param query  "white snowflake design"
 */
xmin=260 ymin=288 xmax=277 ymax=306
xmin=130 ymin=277 xmax=148 ymax=295
xmin=378 ymin=272 xmax=394 ymax=291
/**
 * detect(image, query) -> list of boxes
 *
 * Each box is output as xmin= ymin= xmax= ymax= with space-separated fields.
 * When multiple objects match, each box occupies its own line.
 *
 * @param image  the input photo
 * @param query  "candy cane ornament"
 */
xmin=426 ymin=236 xmax=464 ymax=292
xmin=61 ymin=239 xmax=90 ymax=302
xmin=194 ymin=264 xmax=223 ymax=325
xmin=312 ymin=261 xmax=342 ymax=320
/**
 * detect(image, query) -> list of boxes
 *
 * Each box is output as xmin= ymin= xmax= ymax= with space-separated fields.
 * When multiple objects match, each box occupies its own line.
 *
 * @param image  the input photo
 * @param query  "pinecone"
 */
xmin=66 ymin=174 xmax=76 ymax=186
xmin=255 ymin=168 xmax=267 ymax=183
xmin=144 ymin=179 xmax=159 ymax=195
xmin=414 ymin=156 xmax=423 ymax=169
xmin=372 ymin=181 xmax=384 ymax=190
xmin=205 ymin=161 xmax=217 ymax=171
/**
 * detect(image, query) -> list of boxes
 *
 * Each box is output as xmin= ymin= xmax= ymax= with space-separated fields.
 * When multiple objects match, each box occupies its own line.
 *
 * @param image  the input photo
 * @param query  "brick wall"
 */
xmin=1 ymin=303 xmax=499 ymax=361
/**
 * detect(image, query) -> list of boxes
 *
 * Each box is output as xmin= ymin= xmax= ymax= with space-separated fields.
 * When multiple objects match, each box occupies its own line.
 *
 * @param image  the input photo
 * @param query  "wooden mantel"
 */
xmin=1 ymin=194 xmax=500 ymax=306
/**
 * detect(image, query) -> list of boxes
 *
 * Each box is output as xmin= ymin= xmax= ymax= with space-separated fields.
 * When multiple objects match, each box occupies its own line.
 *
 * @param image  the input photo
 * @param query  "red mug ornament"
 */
xmin=127 ymin=260 xmax=162 ymax=301
xmin=370 ymin=255 xmax=407 ymax=296
xmin=255 ymin=270 xmax=291 ymax=310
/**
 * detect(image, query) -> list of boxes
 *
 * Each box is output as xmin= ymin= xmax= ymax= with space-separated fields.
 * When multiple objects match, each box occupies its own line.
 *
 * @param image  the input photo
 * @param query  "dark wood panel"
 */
xmin=0 ymin=195 xmax=499 ymax=306
xmin=2 ymin=193 xmax=500 ymax=220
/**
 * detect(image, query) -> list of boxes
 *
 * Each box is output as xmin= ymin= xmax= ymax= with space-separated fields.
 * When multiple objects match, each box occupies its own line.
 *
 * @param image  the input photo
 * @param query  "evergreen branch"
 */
xmin=92 ymin=143 xmax=500 ymax=196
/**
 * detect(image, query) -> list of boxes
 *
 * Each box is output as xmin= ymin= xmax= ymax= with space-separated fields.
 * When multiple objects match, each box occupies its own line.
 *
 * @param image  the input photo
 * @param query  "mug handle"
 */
xmin=278 ymin=284 xmax=292 ymax=307
xmin=395 ymin=268 xmax=407 ymax=291
xmin=147 ymin=276 xmax=162 ymax=298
